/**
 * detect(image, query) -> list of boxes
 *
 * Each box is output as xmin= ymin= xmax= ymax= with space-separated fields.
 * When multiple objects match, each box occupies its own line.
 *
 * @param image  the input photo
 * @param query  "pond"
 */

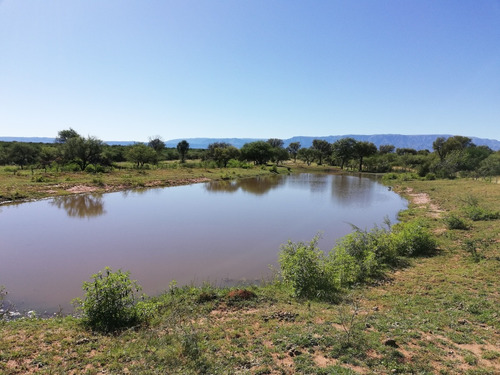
xmin=0 ymin=173 xmax=406 ymax=315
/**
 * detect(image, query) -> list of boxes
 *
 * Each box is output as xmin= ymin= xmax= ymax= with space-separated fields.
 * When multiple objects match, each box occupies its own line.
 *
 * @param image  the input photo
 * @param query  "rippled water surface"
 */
xmin=1 ymin=173 xmax=406 ymax=313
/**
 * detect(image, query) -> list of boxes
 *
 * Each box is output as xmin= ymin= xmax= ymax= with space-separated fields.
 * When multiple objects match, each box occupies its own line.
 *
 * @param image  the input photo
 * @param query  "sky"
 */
xmin=1 ymin=1 xmax=500 ymax=142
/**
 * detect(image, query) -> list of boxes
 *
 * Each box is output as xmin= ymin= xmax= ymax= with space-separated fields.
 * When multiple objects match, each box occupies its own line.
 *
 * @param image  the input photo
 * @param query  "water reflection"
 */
xmin=50 ymin=194 xmax=106 ymax=218
xmin=205 ymin=175 xmax=285 ymax=195
xmin=1 ymin=173 xmax=406 ymax=314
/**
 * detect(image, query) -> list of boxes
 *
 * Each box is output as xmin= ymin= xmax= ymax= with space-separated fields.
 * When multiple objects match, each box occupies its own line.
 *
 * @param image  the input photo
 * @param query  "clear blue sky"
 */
xmin=1 ymin=0 xmax=499 ymax=142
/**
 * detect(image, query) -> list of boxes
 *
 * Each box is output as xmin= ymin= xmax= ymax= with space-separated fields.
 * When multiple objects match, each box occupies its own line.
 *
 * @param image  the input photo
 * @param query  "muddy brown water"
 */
xmin=0 ymin=173 xmax=406 ymax=314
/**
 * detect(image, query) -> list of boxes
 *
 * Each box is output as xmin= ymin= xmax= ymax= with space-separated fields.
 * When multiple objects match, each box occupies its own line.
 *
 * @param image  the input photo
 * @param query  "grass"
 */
xmin=0 ymin=161 xmax=304 ymax=204
xmin=1 ymin=173 xmax=499 ymax=374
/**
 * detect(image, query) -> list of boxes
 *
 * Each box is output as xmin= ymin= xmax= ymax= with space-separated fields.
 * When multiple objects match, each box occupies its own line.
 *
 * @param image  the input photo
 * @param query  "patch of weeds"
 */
xmin=464 ymin=206 xmax=500 ymax=221
xmin=464 ymin=352 xmax=478 ymax=366
xmin=463 ymin=239 xmax=485 ymax=263
xmin=92 ymin=177 xmax=105 ymax=187
xmin=444 ymin=213 xmax=470 ymax=230
xmin=481 ymin=350 xmax=500 ymax=360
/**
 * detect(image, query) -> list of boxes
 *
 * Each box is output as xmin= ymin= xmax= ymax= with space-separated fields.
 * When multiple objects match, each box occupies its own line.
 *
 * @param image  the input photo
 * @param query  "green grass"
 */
xmin=1 ymin=175 xmax=499 ymax=374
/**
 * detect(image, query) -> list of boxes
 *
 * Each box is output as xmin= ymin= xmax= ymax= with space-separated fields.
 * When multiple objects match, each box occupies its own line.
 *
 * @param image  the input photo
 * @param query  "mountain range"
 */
xmin=1 ymin=134 xmax=500 ymax=151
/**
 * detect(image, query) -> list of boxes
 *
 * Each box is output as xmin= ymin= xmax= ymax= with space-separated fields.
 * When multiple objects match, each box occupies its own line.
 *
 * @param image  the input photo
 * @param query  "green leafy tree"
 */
xmin=267 ymin=138 xmax=284 ymax=149
xmin=206 ymin=142 xmax=240 ymax=167
xmin=396 ymin=148 xmax=417 ymax=155
xmin=55 ymin=128 xmax=80 ymax=144
xmin=8 ymin=142 xmax=39 ymax=169
xmin=126 ymin=143 xmax=158 ymax=168
xmin=332 ymin=138 xmax=357 ymax=169
xmin=287 ymin=142 xmax=301 ymax=162
xmin=297 ymin=147 xmax=315 ymax=166
xmin=432 ymin=137 xmax=447 ymax=161
xmin=311 ymin=139 xmax=331 ymax=165
xmin=272 ymin=147 xmax=290 ymax=165
xmin=379 ymin=144 xmax=395 ymax=154
xmin=64 ymin=136 xmax=104 ymax=171
xmin=354 ymin=141 xmax=377 ymax=171
xmin=240 ymin=141 xmax=274 ymax=165
xmin=479 ymin=152 xmax=500 ymax=179
xmin=176 ymin=140 xmax=190 ymax=163
xmin=39 ymin=146 xmax=58 ymax=171
xmin=148 ymin=136 xmax=165 ymax=153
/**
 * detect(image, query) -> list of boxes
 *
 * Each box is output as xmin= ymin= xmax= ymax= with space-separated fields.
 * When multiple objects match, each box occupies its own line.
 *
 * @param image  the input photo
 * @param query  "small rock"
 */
xmin=384 ymin=339 xmax=399 ymax=348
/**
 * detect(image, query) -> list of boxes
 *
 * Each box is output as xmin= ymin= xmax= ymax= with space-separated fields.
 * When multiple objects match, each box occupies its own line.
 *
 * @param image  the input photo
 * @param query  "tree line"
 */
xmin=1 ymin=129 xmax=499 ymax=179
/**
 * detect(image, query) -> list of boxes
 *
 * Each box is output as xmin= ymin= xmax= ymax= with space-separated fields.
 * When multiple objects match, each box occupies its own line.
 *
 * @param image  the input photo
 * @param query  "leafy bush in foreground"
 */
xmin=279 ymin=236 xmax=339 ymax=300
xmin=279 ymin=220 xmax=436 ymax=300
xmin=391 ymin=220 xmax=437 ymax=257
xmin=74 ymin=267 xmax=142 ymax=333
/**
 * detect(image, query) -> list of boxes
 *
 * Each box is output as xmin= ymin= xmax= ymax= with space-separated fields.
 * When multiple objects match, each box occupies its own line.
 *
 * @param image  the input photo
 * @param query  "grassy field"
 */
xmin=0 ymin=162 xmax=305 ymax=204
xmin=1 ymin=172 xmax=499 ymax=374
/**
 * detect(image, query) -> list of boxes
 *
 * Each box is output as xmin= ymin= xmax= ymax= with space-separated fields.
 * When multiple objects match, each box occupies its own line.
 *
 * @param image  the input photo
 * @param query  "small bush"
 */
xmin=279 ymin=235 xmax=338 ymax=300
xmin=74 ymin=267 xmax=142 ymax=333
xmin=463 ymin=206 xmax=500 ymax=221
xmin=444 ymin=213 xmax=469 ymax=230
xmin=391 ymin=221 xmax=436 ymax=256
xmin=425 ymin=172 xmax=436 ymax=180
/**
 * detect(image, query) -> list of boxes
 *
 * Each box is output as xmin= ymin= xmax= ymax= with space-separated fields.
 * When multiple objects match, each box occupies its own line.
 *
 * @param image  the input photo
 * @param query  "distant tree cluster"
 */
xmin=0 ymin=130 xmax=498 ymax=180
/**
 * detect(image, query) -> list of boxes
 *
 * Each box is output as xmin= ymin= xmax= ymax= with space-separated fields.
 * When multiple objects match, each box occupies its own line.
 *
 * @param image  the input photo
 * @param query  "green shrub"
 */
xmin=278 ymin=236 xmax=338 ymax=300
xmin=74 ymin=267 xmax=142 ymax=333
xmin=391 ymin=220 xmax=436 ymax=256
xmin=463 ymin=206 xmax=500 ymax=221
xmin=425 ymin=172 xmax=436 ymax=180
xmin=444 ymin=213 xmax=469 ymax=230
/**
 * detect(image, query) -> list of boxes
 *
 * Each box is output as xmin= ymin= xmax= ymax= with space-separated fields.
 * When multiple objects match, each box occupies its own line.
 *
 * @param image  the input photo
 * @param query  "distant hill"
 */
xmin=2 ymin=134 xmax=500 ymax=151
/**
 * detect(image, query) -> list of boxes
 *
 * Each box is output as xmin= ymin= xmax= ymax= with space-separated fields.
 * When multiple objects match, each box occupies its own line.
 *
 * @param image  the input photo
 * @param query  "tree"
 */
xmin=273 ymin=147 xmax=290 ymax=165
xmin=379 ymin=144 xmax=395 ymax=154
xmin=240 ymin=141 xmax=274 ymax=165
xmin=354 ymin=141 xmax=377 ymax=171
xmin=479 ymin=152 xmax=500 ymax=180
xmin=396 ymin=148 xmax=417 ymax=156
xmin=432 ymin=137 xmax=447 ymax=161
xmin=206 ymin=142 xmax=240 ymax=167
xmin=39 ymin=146 xmax=58 ymax=171
xmin=55 ymin=128 xmax=80 ymax=144
xmin=297 ymin=148 xmax=315 ymax=166
xmin=64 ymin=136 xmax=104 ymax=171
xmin=126 ymin=143 xmax=158 ymax=168
xmin=177 ymin=140 xmax=190 ymax=163
xmin=267 ymin=138 xmax=284 ymax=149
xmin=287 ymin=142 xmax=301 ymax=162
xmin=8 ymin=142 xmax=39 ymax=169
xmin=331 ymin=138 xmax=357 ymax=169
xmin=433 ymin=135 xmax=473 ymax=162
xmin=148 ymin=136 xmax=165 ymax=153
xmin=311 ymin=139 xmax=331 ymax=165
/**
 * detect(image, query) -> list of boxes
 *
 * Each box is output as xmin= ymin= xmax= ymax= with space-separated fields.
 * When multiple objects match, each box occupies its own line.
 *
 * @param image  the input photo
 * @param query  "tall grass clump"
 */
xmin=73 ymin=267 xmax=142 ymax=333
